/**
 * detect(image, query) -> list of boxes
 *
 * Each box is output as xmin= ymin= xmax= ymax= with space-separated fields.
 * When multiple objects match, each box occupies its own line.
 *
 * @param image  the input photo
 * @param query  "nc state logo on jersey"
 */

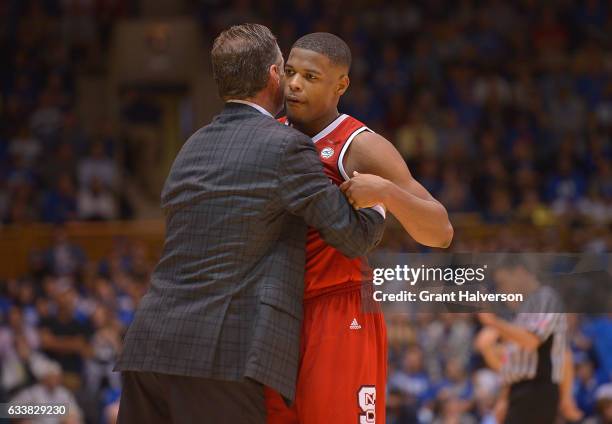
xmin=358 ymin=386 xmax=376 ymax=423
xmin=320 ymin=147 xmax=334 ymax=159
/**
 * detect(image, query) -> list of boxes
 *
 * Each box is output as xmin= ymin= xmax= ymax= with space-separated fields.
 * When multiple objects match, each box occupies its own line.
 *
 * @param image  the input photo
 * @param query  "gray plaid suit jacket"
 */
xmin=115 ymin=102 xmax=385 ymax=402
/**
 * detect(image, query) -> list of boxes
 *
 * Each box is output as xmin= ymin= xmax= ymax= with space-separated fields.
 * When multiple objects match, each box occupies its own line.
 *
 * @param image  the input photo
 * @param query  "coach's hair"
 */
xmin=292 ymin=32 xmax=351 ymax=70
xmin=211 ymin=23 xmax=281 ymax=100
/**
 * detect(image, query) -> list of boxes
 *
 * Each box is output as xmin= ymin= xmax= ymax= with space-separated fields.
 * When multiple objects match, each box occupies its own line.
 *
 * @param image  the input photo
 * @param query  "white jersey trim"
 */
xmin=338 ymin=126 xmax=370 ymax=181
xmin=312 ymin=114 xmax=348 ymax=143
xmin=337 ymin=126 xmax=386 ymax=219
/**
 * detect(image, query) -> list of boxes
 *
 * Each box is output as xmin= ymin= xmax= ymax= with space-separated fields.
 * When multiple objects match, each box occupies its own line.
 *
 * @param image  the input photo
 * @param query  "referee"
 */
xmin=477 ymin=260 xmax=567 ymax=424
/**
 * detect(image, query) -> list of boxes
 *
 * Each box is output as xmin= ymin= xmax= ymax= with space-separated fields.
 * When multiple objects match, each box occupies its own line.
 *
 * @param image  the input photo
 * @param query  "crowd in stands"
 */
xmin=0 ymin=0 xmax=132 ymax=225
xmin=0 ymin=0 xmax=611 ymax=423
xmin=385 ymin=313 xmax=612 ymax=424
xmin=0 ymin=233 xmax=610 ymax=423
xmin=1 ymin=0 xmax=610 ymax=233
xmin=0 ymin=230 xmax=149 ymax=423
xmin=199 ymin=0 xmax=611 ymax=239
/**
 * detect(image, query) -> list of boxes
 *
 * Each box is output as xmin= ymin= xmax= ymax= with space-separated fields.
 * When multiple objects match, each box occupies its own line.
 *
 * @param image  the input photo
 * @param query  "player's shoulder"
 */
xmin=337 ymin=114 xmax=381 ymax=145
xmin=351 ymin=126 xmax=389 ymax=147
xmin=272 ymin=116 xmax=311 ymax=146
xmin=342 ymin=113 xmax=367 ymax=128
xmin=346 ymin=121 xmax=401 ymax=167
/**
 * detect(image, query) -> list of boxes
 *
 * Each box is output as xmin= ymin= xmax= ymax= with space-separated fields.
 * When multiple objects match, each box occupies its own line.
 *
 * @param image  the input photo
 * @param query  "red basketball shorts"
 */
xmin=265 ymin=282 xmax=387 ymax=424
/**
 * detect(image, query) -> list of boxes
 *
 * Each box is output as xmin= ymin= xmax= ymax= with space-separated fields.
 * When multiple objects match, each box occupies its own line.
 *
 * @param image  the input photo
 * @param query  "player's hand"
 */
xmin=340 ymin=172 xmax=390 ymax=209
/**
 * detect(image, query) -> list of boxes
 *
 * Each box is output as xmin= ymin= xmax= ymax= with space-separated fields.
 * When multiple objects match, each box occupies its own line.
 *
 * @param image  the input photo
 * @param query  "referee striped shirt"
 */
xmin=501 ymin=286 xmax=567 ymax=384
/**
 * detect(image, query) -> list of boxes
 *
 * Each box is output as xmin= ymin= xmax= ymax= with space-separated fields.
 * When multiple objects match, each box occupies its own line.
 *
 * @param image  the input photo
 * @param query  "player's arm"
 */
xmin=339 ymin=132 xmax=453 ymax=248
xmin=278 ymin=131 xmax=385 ymax=258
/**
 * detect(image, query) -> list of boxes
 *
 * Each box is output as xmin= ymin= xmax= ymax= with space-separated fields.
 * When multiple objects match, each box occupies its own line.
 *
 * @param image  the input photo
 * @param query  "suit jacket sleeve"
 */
xmin=277 ymin=131 xmax=385 ymax=258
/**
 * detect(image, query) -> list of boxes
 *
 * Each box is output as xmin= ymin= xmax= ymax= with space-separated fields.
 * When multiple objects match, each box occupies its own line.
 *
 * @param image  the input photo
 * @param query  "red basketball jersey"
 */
xmin=280 ymin=114 xmax=376 ymax=296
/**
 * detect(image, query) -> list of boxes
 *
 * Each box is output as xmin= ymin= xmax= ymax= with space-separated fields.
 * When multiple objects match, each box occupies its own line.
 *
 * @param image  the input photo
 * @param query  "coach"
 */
xmin=114 ymin=23 xmax=385 ymax=423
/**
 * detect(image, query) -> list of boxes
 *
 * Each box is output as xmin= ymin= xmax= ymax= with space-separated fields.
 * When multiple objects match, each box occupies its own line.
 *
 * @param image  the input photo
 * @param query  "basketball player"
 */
xmin=265 ymin=33 xmax=453 ymax=424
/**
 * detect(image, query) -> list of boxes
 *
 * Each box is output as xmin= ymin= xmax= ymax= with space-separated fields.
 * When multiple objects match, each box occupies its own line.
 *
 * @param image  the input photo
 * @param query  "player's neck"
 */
xmin=294 ymin=109 xmax=341 ymax=138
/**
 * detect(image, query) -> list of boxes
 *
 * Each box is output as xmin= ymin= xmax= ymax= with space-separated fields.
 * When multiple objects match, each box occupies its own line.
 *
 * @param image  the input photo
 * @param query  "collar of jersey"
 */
xmin=285 ymin=114 xmax=348 ymax=143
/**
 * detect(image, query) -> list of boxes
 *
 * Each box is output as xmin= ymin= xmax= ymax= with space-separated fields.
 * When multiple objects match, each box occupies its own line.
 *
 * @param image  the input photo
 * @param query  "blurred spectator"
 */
xmin=6 ymin=183 xmax=38 ymax=224
xmin=374 ymin=44 xmax=409 ymax=97
xmin=472 ymin=369 xmax=501 ymax=423
xmin=10 ymin=357 xmax=83 ymax=424
xmin=584 ymin=383 xmax=612 ymax=424
xmin=38 ymin=284 xmax=92 ymax=391
xmin=431 ymin=395 xmax=477 ymax=424
xmin=595 ymin=83 xmax=612 ymax=128
xmin=0 ymin=306 xmax=41 ymax=396
xmin=0 ymin=179 xmax=9 ymax=224
xmin=419 ymin=313 xmax=474 ymax=380
xmin=473 ymin=72 xmax=512 ymax=106
xmin=388 ymin=345 xmax=435 ymax=411
xmin=437 ymin=167 xmax=476 ymax=213
xmin=435 ymin=358 xmax=474 ymax=404
xmin=516 ymin=189 xmax=556 ymax=226
xmin=42 ymin=143 xmax=78 ymax=191
xmin=340 ymin=79 xmax=385 ymax=130
xmin=395 ymin=108 xmax=439 ymax=160
xmin=29 ymin=91 xmax=64 ymax=144
xmin=580 ymin=315 xmax=612 ymax=382
xmin=549 ymin=86 xmax=587 ymax=135
xmin=387 ymin=388 xmax=419 ymax=424
xmin=78 ymin=142 xmax=117 ymax=190
xmin=547 ymin=156 xmax=587 ymax=209
xmin=78 ymin=177 xmax=117 ymax=221
xmin=61 ymin=0 xmax=97 ymax=48
xmin=574 ymin=352 xmax=605 ymax=417
xmin=484 ymin=187 xmax=513 ymax=224
xmin=578 ymin=186 xmax=612 ymax=224
xmin=41 ymin=172 xmax=78 ymax=224
xmin=8 ymin=125 xmax=42 ymax=168
xmin=61 ymin=111 xmax=89 ymax=157
xmin=83 ymin=305 xmax=121 ymax=398
xmin=45 ymin=229 xmax=86 ymax=278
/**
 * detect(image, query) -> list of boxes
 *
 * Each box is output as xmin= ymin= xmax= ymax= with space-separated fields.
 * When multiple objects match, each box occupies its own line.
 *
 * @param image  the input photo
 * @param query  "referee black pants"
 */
xmin=117 ymin=371 xmax=266 ymax=424
xmin=505 ymin=380 xmax=559 ymax=424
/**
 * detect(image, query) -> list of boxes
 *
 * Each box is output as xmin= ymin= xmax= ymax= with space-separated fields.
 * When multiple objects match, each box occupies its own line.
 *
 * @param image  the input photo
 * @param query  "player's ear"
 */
xmin=337 ymin=74 xmax=350 ymax=96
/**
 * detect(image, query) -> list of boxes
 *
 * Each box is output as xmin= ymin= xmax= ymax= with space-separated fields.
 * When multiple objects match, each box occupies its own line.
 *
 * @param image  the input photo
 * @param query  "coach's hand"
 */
xmin=340 ymin=171 xmax=390 ymax=209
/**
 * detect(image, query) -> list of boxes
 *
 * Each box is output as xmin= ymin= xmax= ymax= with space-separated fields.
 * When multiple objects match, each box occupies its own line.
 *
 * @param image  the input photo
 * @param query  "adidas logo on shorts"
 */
xmin=350 ymin=318 xmax=361 ymax=330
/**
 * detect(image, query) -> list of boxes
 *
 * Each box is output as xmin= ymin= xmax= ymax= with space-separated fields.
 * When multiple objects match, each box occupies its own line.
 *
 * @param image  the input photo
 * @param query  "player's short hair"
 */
xmin=292 ymin=32 xmax=351 ymax=71
xmin=211 ymin=23 xmax=282 ymax=100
